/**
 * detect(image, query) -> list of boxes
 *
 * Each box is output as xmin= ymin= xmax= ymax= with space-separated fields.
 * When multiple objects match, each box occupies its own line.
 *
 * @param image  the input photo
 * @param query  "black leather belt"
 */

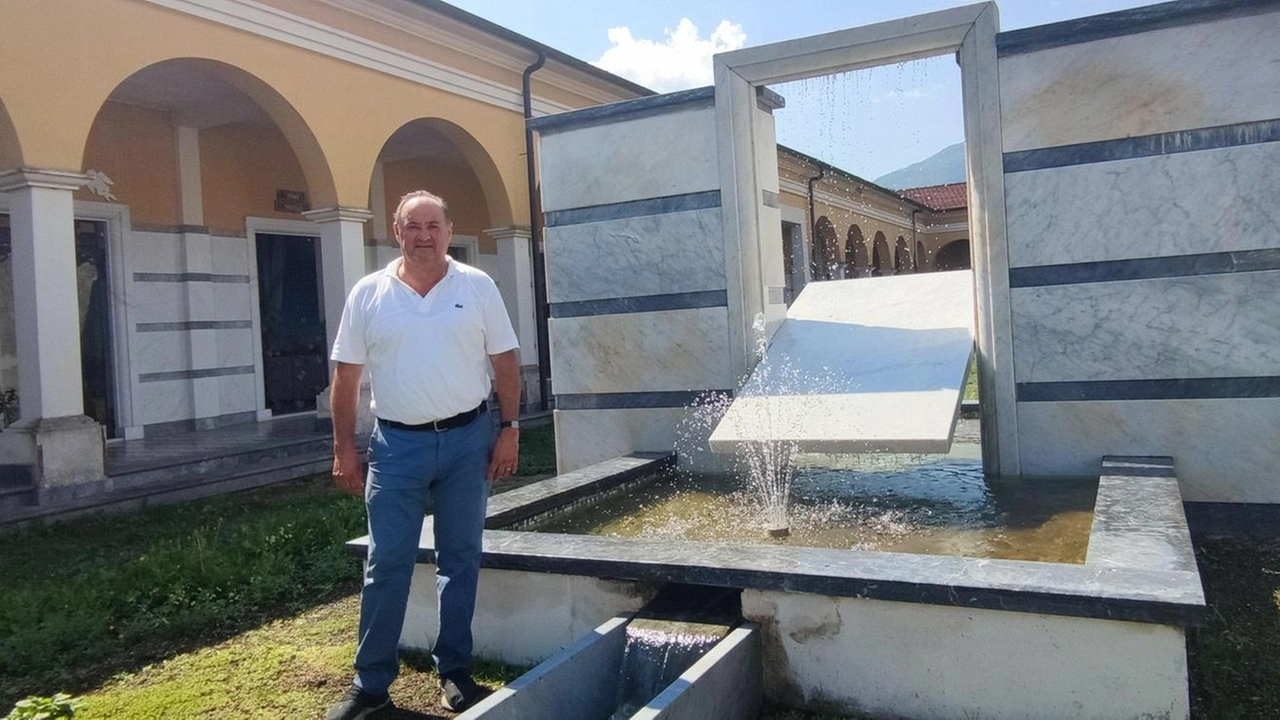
xmin=378 ymin=402 xmax=486 ymax=432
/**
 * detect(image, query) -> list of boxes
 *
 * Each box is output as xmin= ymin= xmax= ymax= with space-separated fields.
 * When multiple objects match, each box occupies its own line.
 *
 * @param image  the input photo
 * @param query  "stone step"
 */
xmin=0 ymin=481 xmax=36 ymax=510
xmin=107 ymin=435 xmax=332 ymax=491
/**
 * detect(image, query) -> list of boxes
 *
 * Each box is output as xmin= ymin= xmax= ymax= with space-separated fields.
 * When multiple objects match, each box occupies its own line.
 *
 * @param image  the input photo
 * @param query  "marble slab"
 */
xmin=538 ymin=106 xmax=719 ymax=213
xmin=545 ymin=207 xmax=726 ymax=304
xmin=554 ymin=407 xmax=692 ymax=474
xmin=1011 ymin=271 xmax=1280 ymax=383
xmin=1006 ymin=141 xmax=1280 ymax=268
xmin=999 ymin=10 xmax=1280 ymax=153
xmin=549 ymin=306 xmax=733 ymax=395
xmin=1016 ymin=397 xmax=1280 ymax=503
xmin=710 ymin=271 xmax=975 ymax=454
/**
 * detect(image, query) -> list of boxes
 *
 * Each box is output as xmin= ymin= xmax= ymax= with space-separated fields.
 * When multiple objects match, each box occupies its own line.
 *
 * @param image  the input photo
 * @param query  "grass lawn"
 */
xmin=2 ymin=422 xmax=1277 ymax=718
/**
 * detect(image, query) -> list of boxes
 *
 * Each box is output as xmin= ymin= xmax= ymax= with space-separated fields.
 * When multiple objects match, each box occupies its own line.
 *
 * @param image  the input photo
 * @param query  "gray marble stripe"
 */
xmin=136 ymin=320 xmax=254 ymax=332
xmin=996 ymin=0 xmax=1275 ymax=56
xmin=544 ymin=191 xmax=721 ymax=228
xmin=549 ymin=290 xmax=728 ymax=319
xmin=138 ymin=365 xmax=256 ymax=383
xmin=557 ymin=390 xmax=731 ymax=410
xmin=133 ymin=273 xmax=251 ymax=283
xmin=528 ymin=86 xmax=714 ymax=134
xmin=1009 ymin=248 xmax=1280 ymax=287
xmin=1004 ymin=118 xmax=1280 ymax=173
xmin=1017 ymin=376 xmax=1280 ymax=402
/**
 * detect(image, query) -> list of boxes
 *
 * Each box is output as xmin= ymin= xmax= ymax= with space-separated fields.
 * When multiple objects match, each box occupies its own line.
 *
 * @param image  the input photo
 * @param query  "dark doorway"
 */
xmin=256 ymin=233 xmax=327 ymax=415
xmin=76 ymin=220 xmax=115 ymax=437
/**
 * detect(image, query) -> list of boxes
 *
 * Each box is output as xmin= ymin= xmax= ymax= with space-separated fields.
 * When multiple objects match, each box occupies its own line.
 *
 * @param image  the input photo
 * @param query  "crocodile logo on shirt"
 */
xmin=455 ymin=303 xmax=464 ymax=308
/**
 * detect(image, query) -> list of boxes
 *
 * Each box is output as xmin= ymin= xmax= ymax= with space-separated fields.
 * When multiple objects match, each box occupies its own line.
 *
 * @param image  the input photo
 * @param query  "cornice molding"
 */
xmin=142 ymin=0 xmax=579 ymax=116
xmin=0 ymin=168 xmax=91 ymax=193
xmin=303 ymin=206 xmax=375 ymax=223
xmin=482 ymin=226 xmax=532 ymax=241
xmin=779 ymin=177 xmax=914 ymax=230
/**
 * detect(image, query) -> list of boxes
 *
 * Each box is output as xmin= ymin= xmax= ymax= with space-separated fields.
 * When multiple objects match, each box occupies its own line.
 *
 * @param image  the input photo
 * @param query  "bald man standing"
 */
xmin=326 ymin=190 xmax=521 ymax=719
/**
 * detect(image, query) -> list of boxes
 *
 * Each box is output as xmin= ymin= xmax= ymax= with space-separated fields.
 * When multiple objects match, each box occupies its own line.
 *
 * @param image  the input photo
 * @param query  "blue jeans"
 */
xmin=353 ymin=410 xmax=493 ymax=695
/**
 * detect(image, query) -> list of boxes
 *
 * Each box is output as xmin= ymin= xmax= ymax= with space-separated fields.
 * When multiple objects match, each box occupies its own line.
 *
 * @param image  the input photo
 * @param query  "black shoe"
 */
xmin=439 ymin=670 xmax=487 ymax=713
xmin=325 ymin=685 xmax=390 ymax=720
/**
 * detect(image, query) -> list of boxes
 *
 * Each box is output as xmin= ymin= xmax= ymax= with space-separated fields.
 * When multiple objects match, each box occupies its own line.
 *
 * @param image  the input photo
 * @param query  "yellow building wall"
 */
xmin=75 ymin=102 xmax=181 ymax=226
xmin=200 ymin=123 xmax=309 ymax=234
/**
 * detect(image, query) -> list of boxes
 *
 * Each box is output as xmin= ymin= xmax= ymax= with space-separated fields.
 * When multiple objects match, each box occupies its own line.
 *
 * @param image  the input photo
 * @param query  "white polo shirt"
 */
xmin=330 ymin=257 xmax=519 ymax=424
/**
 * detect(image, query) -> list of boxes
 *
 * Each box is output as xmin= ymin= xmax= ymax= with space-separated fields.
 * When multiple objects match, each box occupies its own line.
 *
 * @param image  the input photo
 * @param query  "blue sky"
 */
xmin=447 ymin=0 xmax=1154 ymax=180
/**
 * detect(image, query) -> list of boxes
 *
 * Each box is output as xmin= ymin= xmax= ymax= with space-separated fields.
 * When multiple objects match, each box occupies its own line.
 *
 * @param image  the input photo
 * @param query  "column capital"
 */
xmin=0 ymin=167 xmax=90 ymax=193
xmin=303 ymin=206 xmax=374 ymax=224
xmin=483 ymin=226 xmax=533 ymax=242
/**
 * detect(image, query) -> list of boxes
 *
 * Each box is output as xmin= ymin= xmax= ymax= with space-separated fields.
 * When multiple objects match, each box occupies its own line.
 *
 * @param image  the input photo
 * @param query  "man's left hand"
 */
xmin=488 ymin=428 xmax=520 ymax=482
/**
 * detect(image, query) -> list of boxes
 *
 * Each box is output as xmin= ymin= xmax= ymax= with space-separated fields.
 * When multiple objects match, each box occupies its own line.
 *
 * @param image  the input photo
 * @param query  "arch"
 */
xmin=935 ymin=239 xmax=972 ymax=271
xmin=81 ymin=58 xmax=336 ymax=208
xmin=845 ymin=225 xmax=868 ymax=278
xmin=371 ymin=117 xmax=514 ymax=240
xmin=894 ymin=236 xmax=912 ymax=274
xmin=871 ymin=231 xmax=890 ymax=277
xmin=916 ymin=240 xmax=927 ymax=272
xmin=0 ymin=97 xmax=21 ymax=169
xmin=813 ymin=217 xmax=837 ymax=280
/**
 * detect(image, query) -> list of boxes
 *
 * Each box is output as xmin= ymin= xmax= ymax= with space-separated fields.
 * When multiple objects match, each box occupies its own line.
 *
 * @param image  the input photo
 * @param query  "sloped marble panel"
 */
xmin=1007 ymin=142 xmax=1280 ymax=267
xmin=546 ymin=208 xmax=725 ymax=304
xmin=538 ymin=106 xmax=718 ymax=212
xmin=549 ymin=307 xmax=732 ymax=395
xmin=1000 ymin=11 xmax=1280 ymax=153
xmin=1011 ymin=271 xmax=1280 ymax=383
xmin=1017 ymin=398 xmax=1280 ymax=503
xmin=711 ymin=272 xmax=975 ymax=454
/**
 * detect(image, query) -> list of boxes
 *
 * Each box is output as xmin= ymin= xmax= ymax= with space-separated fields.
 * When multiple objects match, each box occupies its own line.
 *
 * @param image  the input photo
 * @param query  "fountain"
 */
xmin=341 ymin=1 xmax=1280 ymax=716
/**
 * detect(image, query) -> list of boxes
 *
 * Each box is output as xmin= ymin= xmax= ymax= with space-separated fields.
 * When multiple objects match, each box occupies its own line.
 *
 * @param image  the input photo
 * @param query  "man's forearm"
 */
xmin=491 ymin=350 xmax=522 ymax=422
xmin=331 ymin=362 xmax=363 ymax=450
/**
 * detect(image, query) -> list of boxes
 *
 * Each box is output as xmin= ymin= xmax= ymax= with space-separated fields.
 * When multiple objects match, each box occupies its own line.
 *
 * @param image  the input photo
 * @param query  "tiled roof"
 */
xmin=898 ymin=182 xmax=968 ymax=212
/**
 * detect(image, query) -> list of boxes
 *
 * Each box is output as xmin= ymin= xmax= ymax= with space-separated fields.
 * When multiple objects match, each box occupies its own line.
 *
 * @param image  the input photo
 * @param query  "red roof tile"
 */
xmin=899 ymin=182 xmax=968 ymax=212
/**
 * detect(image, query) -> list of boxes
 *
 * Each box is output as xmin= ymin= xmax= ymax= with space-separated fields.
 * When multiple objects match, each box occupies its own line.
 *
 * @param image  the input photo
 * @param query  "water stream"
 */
xmin=611 ymin=619 xmax=730 ymax=719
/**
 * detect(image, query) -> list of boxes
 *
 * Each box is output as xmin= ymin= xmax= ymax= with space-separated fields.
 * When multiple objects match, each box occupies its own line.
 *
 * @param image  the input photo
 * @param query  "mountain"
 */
xmin=875 ymin=142 xmax=966 ymax=190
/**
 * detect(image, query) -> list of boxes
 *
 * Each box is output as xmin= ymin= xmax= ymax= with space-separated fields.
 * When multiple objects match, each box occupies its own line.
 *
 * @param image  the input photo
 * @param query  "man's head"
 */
xmin=393 ymin=190 xmax=453 ymax=269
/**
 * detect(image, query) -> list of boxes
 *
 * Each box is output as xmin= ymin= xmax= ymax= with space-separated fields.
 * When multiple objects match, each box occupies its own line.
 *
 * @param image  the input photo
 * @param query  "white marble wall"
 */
xmin=1017 ymin=399 xmax=1280 ymax=503
xmin=1012 ymin=272 xmax=1280 ymax=383
xmin=1006 ymin=142 xmax=1280 ymax=267
xmin=545 ymin=209 xmax=725 ymax=304
xmin=549 ymin=308 xmax=733 ymax=395
xmin=1000 ymin=11 xmax=1280 ymax=153
xmin=553 ymin=407 xmax=690 ymax=473
xmin=539 ymin=106 xmax=719 ymax=212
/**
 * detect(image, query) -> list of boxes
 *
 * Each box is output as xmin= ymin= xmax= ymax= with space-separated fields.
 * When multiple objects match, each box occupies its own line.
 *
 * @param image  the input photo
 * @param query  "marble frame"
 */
xmin=0 ymin=195 xmax=137 ymax=437
xmin=245 ymin=216 xmax=323 ymax=420
xmin=712 ymin=2 xmax=1020 ymax=476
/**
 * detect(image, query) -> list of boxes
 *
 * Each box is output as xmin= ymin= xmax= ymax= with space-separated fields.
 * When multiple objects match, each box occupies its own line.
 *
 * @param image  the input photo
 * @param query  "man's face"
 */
xmin=394 ymin=197 xmax=452 ymax=267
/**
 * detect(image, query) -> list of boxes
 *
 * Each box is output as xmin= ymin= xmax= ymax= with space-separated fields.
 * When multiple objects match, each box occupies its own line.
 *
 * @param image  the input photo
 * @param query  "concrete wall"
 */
xmin=996 ymin=3 xmax=1280 ymax=502
xmin=533 ymin=91 xmax=742 ymax=472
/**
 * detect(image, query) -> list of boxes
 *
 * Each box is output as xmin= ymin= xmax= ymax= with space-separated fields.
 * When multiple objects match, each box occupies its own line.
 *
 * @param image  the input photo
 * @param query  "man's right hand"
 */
xmin=333 ymin=445 xmax=363 ymax=495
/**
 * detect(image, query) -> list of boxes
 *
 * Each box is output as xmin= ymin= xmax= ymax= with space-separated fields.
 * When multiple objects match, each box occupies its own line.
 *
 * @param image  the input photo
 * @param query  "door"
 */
xmin=256 ymin=233 xmax=327 ymax=415
xmin=76 ymin=220 xmax=115 ymax=437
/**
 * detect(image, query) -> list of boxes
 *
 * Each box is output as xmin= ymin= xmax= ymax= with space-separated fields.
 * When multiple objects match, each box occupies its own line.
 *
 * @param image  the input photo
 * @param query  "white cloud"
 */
xmin=591 ymin=18 xmax=746 ymax=93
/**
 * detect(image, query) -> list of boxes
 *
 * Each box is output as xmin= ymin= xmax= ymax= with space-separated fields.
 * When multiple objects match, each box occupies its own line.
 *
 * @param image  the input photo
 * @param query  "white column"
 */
xmin=484 ymin=226 xmax=537 ymax=363
xmin=0 ymin=169 xmax=88 ymax=419
xmin=303 ymin=207 xmax=373 ymax=354
xmin=0 ymin=168 xmax=105 ymax=496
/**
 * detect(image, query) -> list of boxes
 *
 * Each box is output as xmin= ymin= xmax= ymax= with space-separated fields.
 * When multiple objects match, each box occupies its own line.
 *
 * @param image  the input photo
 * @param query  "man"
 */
xmin=325 ymin=190 xmax=521 ymax=719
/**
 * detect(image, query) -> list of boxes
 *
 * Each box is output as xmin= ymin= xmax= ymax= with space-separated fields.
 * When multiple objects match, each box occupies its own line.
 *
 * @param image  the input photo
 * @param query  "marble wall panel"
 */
xmin=215 ymin=328 xmax=256 ymax=368
xmin=125 ymin=282 xmax=186 ymax=324
xmin=217 ymin=373 xmax=258 ymax=415
xmin=549 ymin=307 xmax=732 ymax=394
xmin=134 ymin=378 xmax=194 ymax=425
xmin=1011 ymin=271 xmax=1280 ymax=383
xmin=210 ymin=282 xmax=254 ymax=320
xmin=1016 ymin=399 xmax=1280 ymax=503
xmin=999 ymin=11 xmax=1280 ymax=153
xmin=1006 ymin=142 xmax=1280 ymax=268
xmin=539 ymin=106 xmax=718 ymax=212
xmin=125 ymin=231 xmax=182 ymax=272
xmin=210 ymin=236 xmax=249 ymax=274
xmin=132 ymin=331 xmax=190 ymax=375
xmin=546 ymin=208 xmax=726 ymax=304
xmin=554 ymin=407 xmax=687 ymax=473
